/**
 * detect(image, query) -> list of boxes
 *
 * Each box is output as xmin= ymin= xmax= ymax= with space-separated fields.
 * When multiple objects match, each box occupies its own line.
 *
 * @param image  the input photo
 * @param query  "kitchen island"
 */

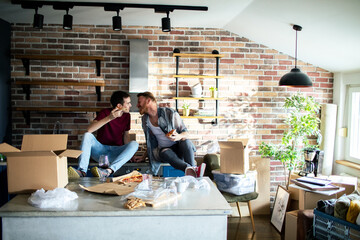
xmin=0 ymin=177 xmax=231 ymax=240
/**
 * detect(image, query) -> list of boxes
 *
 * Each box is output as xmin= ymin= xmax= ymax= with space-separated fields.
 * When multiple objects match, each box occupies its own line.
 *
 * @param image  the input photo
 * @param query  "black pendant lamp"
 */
xmin=279 ymin=25 xmax=312 ymax=87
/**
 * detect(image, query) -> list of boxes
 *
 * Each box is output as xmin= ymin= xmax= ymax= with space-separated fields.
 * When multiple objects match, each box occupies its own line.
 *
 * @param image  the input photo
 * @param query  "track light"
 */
xmin=63 ymin=9 xmax=73 ymax=30
xmin=112 ymin=10 xmax=122 ymax=31
xmin=162 ymin=11 xmax=171 ymax=32
xmin=33 ymin=8 xmax=43 ymax=29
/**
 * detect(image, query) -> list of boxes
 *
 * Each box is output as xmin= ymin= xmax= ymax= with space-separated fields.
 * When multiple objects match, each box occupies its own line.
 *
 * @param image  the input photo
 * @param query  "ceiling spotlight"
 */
xmin=113 ymin=10 xmax=122 ymax=31
xmin=279 ymin=25 xmax=312 ymax=87
xmin=33 ymin=8 xmax=44 ymax=29
xmin=63 ymin=9 xmax=73 ymax=30
xmin=162 ymin=11 xmax=171 ymax=32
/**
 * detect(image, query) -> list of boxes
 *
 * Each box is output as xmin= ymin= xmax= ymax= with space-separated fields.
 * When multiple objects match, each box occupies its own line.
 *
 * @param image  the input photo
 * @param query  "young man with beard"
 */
xmin=68 ymin=91 xmax=139 ymax=178
xmin=134 ymin=91 xmax=204 ymax=177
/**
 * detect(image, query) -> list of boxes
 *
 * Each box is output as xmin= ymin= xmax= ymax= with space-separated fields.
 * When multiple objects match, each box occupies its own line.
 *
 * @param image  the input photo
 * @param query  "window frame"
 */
xmin=345 ymin=86 xmax=360 ymax=163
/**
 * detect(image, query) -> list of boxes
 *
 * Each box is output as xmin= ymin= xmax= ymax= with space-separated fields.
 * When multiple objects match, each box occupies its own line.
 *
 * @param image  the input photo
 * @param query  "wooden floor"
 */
xmin=227 ymin=215 xmax=283 ymax=240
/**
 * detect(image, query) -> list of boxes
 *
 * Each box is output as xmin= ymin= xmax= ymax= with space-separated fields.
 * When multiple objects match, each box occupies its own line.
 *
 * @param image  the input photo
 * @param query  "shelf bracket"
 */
xmin=95 ymin=59 xmax=101 ymax=76
xmin=22 ymin=84 xmax=31 ymax=100
xmin=22 ymin=110 xmax=31 ymax=125
xmin=21 ymin=58 xmax=30 ymax=76
xmin=95 ymin=86 xmax=101 ymax=101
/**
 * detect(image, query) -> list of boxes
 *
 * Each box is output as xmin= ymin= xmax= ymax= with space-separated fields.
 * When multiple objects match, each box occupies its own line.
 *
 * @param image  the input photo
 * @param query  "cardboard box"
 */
xmin=285 ymin=210 xmax=298 ymax=240
xmin=298 ymin=189 xmax=339 ymax=210
xmin=219 ymin=139 xmax=249 ymax=174
xmin=0 ymin=134 xmax=81 ymax=193
xmin=328 ymin=175 xmax=357 ymax=196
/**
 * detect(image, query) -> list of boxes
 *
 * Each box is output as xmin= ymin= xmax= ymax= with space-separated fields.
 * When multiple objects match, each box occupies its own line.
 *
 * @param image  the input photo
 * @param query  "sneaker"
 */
xmin=91 ymin=167 xmax=111 ymax=178
xmin=68 ymin=166 xmax=85 ymax=178
xmin=185 ymin=167 xmax=197 ymax=177
xmin=196 ymin=163 xmax=206 ymax=178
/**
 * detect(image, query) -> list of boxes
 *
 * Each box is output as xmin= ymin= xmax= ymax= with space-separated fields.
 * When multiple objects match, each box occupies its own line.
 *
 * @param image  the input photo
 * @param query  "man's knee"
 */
xmin=83 ymin=132 xmax=94 ymax=141
xmin=128 ymin=140 xmax=139 ymax=150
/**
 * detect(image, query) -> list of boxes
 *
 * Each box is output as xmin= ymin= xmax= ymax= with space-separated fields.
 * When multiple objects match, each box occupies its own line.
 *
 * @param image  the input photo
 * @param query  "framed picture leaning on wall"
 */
xmin=271 ymin=185 xmax=290 ymax=232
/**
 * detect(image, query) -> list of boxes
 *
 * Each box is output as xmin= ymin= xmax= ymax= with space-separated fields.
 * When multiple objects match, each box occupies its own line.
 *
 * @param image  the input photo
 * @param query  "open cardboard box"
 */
xmin=218 ymin=139 xmax=249 ymax=174
xmin=0 ymin=134 xmax=81 ymax=194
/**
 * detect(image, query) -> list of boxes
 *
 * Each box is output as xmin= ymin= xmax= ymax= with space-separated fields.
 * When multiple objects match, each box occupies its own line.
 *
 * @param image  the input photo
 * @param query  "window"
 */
xmin=346 ymin=87 xmax=360 ymax=163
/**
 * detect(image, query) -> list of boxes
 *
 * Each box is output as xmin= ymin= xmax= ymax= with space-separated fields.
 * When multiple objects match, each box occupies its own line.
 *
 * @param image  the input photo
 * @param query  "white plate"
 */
xmin=190 ymin=95 xmax=202 ymax=98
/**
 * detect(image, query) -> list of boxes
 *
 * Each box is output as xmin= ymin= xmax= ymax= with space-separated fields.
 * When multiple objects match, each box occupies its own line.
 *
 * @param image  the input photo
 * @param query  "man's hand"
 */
xmin=131 ymin=155 xmax=145 ymax=163
xmin=109 ymin=107 xmax=123 ymax=120
xmin=166 ymin=130 xmax=181 ymax=142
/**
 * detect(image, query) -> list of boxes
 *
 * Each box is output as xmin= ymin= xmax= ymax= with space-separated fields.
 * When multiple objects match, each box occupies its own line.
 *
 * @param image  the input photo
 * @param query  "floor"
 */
xmin=227 ymin=215 xmax=283 ymax=240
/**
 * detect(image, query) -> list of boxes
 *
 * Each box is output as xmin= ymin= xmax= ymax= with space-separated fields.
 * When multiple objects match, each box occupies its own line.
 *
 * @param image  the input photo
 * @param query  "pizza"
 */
xmin=119 ymin=174 xmax=143 ymax=183
xmin=166 ymin=129 xmax=175 ymax=137
xmin=124 ymin=198 xmax=146 ymax=210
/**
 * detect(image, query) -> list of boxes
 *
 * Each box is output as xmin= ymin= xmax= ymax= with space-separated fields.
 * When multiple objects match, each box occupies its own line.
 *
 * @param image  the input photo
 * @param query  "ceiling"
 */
xmin=1 ymin=0 xmax=360 ymax=73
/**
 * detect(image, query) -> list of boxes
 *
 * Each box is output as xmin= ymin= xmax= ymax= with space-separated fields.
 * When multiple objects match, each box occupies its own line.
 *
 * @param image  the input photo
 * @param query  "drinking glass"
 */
xmin=99 ymin=155 xmax=109 ymax=169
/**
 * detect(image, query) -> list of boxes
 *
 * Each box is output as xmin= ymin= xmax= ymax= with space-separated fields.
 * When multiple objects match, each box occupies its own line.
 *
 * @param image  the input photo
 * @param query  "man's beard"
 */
xmin=138 ymin=105 xmax=147 ymax=115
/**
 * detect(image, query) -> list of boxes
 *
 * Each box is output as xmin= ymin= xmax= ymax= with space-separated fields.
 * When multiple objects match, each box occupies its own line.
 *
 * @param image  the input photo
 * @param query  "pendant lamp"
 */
xmin=279 ymin=25 xmax=312 ymax=87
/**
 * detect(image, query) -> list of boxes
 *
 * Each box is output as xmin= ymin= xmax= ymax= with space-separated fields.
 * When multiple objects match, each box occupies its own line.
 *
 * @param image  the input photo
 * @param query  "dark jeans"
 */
xmin=159 ymin=139 xmax=195 ymax=172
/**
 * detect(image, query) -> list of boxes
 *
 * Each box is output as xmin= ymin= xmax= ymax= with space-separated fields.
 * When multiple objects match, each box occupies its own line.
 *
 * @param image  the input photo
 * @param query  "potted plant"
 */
xmin=259 ymin=93 xmax=322 ymax=189
xmin=209 ymin=87 xmax=218 ymax=98
xmin=182 ymin=102 xmax=190 ymax=116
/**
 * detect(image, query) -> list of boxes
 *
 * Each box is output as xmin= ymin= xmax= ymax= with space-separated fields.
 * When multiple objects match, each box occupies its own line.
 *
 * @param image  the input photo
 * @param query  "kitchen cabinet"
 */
xmin=172 ymin=49 xmax=224 ymax=125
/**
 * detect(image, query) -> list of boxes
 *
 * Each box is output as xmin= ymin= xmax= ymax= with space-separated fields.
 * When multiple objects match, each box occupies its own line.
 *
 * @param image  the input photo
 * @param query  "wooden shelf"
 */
xmin=15 ymin=80 xmax=105 ymax=101
xmin=173 ymin=53 xmax=224 ymax=58
xmin=15 ymin=107 xmax=103 ymax=125
xmin=173 ymin=50 xmax=223 ymax=125
xmin=173 ymin=97 xmax=224 ymax=100
xmin=15 ymin=80 xmax=105 ymax=87
xmin=15 ymin=55 xmax=105 ymax=76
xmin=181 ymin=116 xmax=224 ymax=119
xmin=336 ymin=160 xmax=360 ymax=171
xmin=15 ymin=107 xmax=103 ymax=112
xmin=173 ymin=75 xmax=224 ymax=78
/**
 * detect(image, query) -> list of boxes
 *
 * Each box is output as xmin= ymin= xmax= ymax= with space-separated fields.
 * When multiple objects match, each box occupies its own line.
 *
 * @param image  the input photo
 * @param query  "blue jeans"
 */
xmin=158 ymin=139 xmax=195 ymax=172
xmin=78 ymin=132 xmax=139 ymax=173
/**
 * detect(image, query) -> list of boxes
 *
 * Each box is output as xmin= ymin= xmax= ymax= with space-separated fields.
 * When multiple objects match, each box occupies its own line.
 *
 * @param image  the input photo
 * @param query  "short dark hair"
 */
xmin=137 ymin=91 xmax=157 ymax=103
xmin=110 ymin=91 xmax=130 ymax=108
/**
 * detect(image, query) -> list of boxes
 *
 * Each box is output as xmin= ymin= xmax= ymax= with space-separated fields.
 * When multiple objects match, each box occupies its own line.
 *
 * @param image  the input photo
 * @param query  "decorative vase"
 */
xmin=184 ymin=108 xmax=190 ymax=116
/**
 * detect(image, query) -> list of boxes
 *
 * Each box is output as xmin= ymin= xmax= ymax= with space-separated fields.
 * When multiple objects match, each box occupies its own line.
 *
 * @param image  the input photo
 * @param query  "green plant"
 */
xmin=182 ymin=102 xmax=190 ymax=109
xmin=209 ymin=87 xmax=217 ymax=91
xmin=259 ymin=93 xmax=322 ymax=189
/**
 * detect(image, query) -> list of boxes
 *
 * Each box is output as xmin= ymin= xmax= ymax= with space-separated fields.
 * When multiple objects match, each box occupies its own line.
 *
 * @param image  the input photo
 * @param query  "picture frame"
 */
xmin=271 ymin=185 xmax=290 ymax=232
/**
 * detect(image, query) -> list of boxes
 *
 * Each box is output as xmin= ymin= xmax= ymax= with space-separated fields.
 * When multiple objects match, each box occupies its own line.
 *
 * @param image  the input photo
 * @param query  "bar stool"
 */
xmin=203 ymin=153 xmax=258 ymax=232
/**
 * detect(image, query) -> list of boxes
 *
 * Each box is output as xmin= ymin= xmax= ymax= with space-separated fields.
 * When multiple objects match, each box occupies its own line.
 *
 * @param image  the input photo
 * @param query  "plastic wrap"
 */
xmin=213 ymin=170 xmax=256 ymax=195
xmin=28 ymin=188 xmax=78 ymax=209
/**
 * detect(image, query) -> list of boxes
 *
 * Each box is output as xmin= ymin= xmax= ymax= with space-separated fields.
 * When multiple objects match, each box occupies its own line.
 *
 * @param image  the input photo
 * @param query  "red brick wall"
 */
xmin=10 ymin=24 xmax=333 ymax=197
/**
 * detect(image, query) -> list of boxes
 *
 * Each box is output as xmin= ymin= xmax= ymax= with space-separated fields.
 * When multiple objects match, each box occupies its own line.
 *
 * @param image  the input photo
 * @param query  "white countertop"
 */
xmin=0 ymin=177 xmax=231 ymax=217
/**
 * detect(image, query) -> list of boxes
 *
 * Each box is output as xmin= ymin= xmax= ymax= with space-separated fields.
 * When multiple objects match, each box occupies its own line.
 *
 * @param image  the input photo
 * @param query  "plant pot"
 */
xmin=210 ymin=90 xmax=218 ymax=98
xmin=183 ymin=108 xmax=190 ymax=116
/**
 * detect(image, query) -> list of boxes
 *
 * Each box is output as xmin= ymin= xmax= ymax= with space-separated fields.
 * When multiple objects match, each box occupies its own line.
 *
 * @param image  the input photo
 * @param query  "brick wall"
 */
xmin=9 ymin=23 xmax=334 ymax=200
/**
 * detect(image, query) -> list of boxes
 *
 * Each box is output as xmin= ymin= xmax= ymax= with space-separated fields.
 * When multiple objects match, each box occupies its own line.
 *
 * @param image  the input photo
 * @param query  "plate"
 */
xmin=190 ymin=95 xmax=202 ymax=98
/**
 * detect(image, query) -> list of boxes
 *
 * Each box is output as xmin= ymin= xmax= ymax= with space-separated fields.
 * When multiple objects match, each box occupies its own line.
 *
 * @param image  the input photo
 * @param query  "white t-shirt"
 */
xmin=147 ymin=117 xmax=175 ymax=148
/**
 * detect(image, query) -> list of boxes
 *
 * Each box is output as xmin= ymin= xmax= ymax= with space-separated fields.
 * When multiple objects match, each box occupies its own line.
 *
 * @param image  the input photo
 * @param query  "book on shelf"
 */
xmin=296 ymin=176 xmax=332 ymax=186
xmin=291 ymin=179 xmax=340 ymax=191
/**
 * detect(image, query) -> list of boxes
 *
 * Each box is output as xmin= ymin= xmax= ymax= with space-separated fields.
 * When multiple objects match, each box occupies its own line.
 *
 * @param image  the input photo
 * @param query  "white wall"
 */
xmin=333 ymin=71 xmax=360 ymax=177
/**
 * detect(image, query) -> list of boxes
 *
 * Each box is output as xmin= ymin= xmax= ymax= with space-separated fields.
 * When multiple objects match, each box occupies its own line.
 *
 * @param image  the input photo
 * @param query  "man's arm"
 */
xmin=87 ymin=108 xmax=123 ymax=133
xmin=123 ymin=131 xmax=130 ymax=144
